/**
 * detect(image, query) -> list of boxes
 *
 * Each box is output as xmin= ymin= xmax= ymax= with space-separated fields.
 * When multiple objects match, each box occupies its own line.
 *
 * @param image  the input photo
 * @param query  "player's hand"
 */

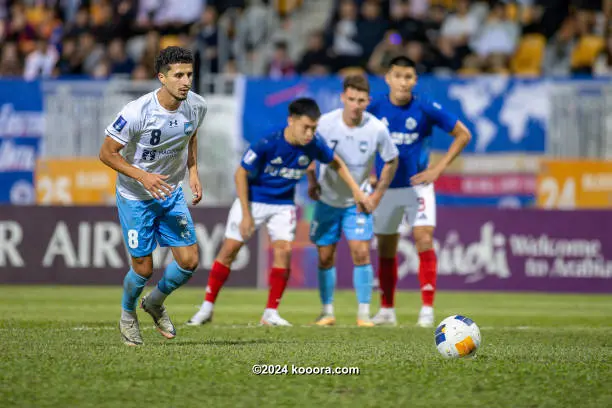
xmin=354 ymin=191 xmax=374 ymax=214
xmin=190 ymin=173 xmax=202 ymax=205
xmin=240 ymin=214 xmax=255 ymax=240
xmin=411 ymin=167 xmax=442 ymax=186
xmin=140 ymin=173 xmax=173 ymax=200
xmin=308 ymin=182 xmax=321 ymax=201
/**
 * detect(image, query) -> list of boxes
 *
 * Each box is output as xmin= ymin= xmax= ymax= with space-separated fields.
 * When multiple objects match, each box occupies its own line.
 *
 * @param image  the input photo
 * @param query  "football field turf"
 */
xmin=1 ymin=286 xmax=610 ymax=408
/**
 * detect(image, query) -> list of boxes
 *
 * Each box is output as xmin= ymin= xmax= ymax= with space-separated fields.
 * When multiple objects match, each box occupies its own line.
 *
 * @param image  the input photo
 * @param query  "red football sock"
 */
xmin=266 ymin=267 xmax=289 ymax=309
xmin=204 ymin=261 xmax=231 ymax=303
xmin=379 ymin=257 xmax=398 ymax=308
xmin=418 ymin=249 xmax=437 ymax=307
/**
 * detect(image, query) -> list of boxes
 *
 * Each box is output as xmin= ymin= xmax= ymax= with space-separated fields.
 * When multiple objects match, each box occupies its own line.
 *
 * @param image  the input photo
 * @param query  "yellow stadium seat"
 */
xmin=510 ymin=33 xmax=546 ymax=75
xmin=571 ymin=35 xmax=605 ymax=68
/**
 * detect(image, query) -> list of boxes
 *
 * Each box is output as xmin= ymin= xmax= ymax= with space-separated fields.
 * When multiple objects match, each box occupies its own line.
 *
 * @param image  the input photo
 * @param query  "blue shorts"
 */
xmin=309 ymin=201 xmax=373 ymax=246
xmin=116 ymin=187 xmax=197 ymax=257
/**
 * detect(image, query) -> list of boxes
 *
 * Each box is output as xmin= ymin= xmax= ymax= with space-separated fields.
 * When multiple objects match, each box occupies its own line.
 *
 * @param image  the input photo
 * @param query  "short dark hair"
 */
xmin=343 ymin=75 xmax=370 ymax=93
xmin=388 ymin=56 xmax=416 ymax=71
xmin=155 ymin=46 xmax=194 ymax=74
xmin=288 ymin=98 xmax=321 ymax=120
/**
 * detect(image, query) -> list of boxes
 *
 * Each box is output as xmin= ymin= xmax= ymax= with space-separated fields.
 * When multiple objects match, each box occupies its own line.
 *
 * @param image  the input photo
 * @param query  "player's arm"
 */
xmin=370 ymin=127 xmax=399 ymax=207
xmin=328 ymin=154 xmax=372 ymax=213
xmin=305 ymin=161 xmax=320 ymax=200
xmin=187 ymin=130 xmax=202 ymax=205
xmin=235 ymin=143 xmax=265 ymax=240
xmin=99 ymin=136 xmax=172 ymax=200
xmin=411 ymin=103 xmax=472 ymax=186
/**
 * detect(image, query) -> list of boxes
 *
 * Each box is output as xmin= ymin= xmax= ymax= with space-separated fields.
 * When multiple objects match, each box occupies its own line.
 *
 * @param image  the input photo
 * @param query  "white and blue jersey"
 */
xmin=367 ymin=94 xmax=458 ymax=189
xmin=241 ymin=131 xmax=335 ymax=205
xmin=309 ymin=109 xmax=398 ymax=246
xmin=105 ymin=89 xmax=207 ymax=257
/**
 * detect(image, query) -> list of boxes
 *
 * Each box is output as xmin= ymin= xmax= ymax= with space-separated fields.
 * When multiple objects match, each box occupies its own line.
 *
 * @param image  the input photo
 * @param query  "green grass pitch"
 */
xmin=1 ymin=286 xmax=611 ymax=408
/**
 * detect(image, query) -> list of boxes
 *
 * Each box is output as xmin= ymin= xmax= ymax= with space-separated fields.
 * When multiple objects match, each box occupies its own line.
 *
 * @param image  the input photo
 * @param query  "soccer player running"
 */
xmin=187 ymin=98 xmax=371 ymax=326
xmin=368 ymin=56 xmax=472 ymax=328
xmin=99 ymin=47 xmax=207 ymax=346
xmin=307 ymin=75 xmax=399 ymax=327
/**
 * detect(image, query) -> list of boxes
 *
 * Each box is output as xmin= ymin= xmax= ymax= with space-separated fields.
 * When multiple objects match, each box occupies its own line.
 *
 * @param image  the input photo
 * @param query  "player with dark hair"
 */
xmin=308 ymin=75 xmax=399 ymax=327
xmin=368 ymin=56 xmax=472 ymax=327
xmin=187 ymin=97 xmax=372 ymax=326
xmin=100 ymin=46 xmax=207 ymax=346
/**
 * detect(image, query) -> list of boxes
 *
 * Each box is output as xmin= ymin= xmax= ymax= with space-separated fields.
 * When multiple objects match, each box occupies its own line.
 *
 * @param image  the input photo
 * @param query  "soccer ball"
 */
xmin=434 ymin=315 xmax=481 ymax=359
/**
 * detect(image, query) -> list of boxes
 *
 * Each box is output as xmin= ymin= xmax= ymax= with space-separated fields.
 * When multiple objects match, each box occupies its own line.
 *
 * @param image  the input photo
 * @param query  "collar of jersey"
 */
xmin=154 ymin=88 xmax=181 ymax=114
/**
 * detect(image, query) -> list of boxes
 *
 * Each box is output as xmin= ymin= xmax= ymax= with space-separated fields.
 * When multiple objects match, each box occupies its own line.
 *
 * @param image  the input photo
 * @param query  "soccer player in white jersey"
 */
xmin=368 ymin=56 xmax=472 ymax=327
xmin=99 ymin=47 xmax=207 ymax=346
xmin=186 ymin=98 xmax=371 ymax=326
xmin=307 ymin=75 xmax=399 ymax=327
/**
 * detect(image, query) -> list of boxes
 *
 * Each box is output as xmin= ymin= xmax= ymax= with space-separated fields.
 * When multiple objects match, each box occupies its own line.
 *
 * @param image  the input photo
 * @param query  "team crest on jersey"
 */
xmin=184 ymin=121 xmax=195 ymax=135
xmin=359 ymin=141 xmax=368 ymax=152
xmin=406 ymin=117 xmax=417 ymax=130
xmin=113 ymin=115 xmax=127 ymax=132
xmin=298 ymin=155 xmax=309 ymax=166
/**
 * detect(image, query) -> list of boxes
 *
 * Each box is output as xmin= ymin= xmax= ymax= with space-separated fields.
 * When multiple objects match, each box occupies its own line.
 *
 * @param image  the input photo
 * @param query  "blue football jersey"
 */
xmin=241 ymin=131 xmax=334 ymax=204
xmin=368 ymin=94 xmax=458 ymax=189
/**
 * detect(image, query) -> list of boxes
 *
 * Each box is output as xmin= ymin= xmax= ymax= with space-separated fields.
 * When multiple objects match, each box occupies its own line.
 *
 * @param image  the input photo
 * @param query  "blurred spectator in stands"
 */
xmin=78 ymin=31 xmax=105 ymax=75
xmin=543 ymin=17 xmax=576 ymax=76
xmin=54 ymin=35 xmax=83 ymax=76
xmin=423 ymin=4 xmax=446 ymax=44
xmin=0 ymin=41 xmax=22 ymax=77
xmin=193 ymin=5 xmax=219 ymax=73
xmin=108 ymin=38 xmax=135 ymax=75
xmin=330 ymin=0 xmax=363 ymax=68
xmin=368 ymin=30 xmax=404 ymax=74
xmin=405 ymin=40 xmax=429 ymax=73
xmin=131 ymin=63 xmax=152 ymax=80
xmin=296 ymin=30 xmax=333 ymax=75
xmin=92 ymin=58 xmax=112 ymax=79
xmin=593 ymin=33 xmax=612 ymax=76
xmin=7 ymin=2 xmax=37 ymax=56
xmin=24 ymin=36 xmax=59 ymax=80
xmin=470 ymin=2 xmax=519 ymax=61
xmin=112 ymin=0 xmax=138 ymax=40
xmin=267 ymin=41 xmax=295 ymax=78
xmin=357 ymin=0 xmax=389 ymax=58
xmin=65 ymin=6 xmax=90 ymax=38
xmin=439 ymin=0 xmax=477 ymax=61
xmin=153 ymin=0 xmax=203 ymax=32
xmin=390 ymin=0 xmax=426 ymax=43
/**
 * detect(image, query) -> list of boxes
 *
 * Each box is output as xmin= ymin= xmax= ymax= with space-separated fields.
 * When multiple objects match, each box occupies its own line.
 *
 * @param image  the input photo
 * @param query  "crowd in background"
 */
xmin=0 ymin=0 xmax=610 ymax=81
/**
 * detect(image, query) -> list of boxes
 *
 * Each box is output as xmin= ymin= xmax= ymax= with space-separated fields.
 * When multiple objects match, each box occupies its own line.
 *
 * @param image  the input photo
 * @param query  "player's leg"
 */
xmin=344 ymin=206 xmax=375 ymax=326
xmin=187 ymin=198 xmax=249 ymax=325
xmin=371 ymin=188 xmax=407 ymax=326
xmin=139 ymin=188 xmax=198 ymax=338
xmin=260 ymin=205 xmax=297 ymax=326
xmin=116 ymin=193 xmax=157 ymax=346
xmin=309 ymin=201 xmax=342 ymax=325
xmin=408 ymin=184 xmax=437 ymax=328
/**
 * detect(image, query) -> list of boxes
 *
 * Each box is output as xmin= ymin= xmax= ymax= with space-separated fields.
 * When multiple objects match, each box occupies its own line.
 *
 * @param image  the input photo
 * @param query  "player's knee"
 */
xmin=273 ymin=243 xmax=292 ymax=262
xmin=177 ymin=256 xmax=199 ymax=272
xmin=318 ymin=254 xmax=335 ymax=270
xmin=414 ymin=229 xmax=434 ymax=251
xmin=351 ymin=248 xmax=370 ymax=266
xmin=131 ymin=256 xmax=153 ymax=277
xmin=216 ymin=239 xmax=242 ymax=266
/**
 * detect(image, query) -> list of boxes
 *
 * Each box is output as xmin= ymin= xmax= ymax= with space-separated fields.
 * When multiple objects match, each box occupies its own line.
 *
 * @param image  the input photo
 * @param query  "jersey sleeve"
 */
xmin=240 ymin=138 xmax=268 ymax=174
xmin=422 ymin=99 xmax=458 ymax=133
xmin=196 ymin=97 xmax=208 ymax=128
xmin=311 ymin=134 xmax=334 ymax=164
xmin=105 ymin=103 xmax=141 ymax=145
xmin=376 ymin=125 xmax=399 ymax=162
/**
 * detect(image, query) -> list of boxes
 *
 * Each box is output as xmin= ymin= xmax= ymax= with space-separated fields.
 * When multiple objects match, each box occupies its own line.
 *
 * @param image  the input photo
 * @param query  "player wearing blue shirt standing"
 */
xmin=187 ymin=98 xmax=370 ymax=326
xmin=368 ymin=56 xmax=472 ymax=328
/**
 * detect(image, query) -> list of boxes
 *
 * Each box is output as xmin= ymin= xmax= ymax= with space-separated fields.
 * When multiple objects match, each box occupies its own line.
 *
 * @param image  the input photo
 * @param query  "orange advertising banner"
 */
xmin=537 ymin=160 xmax=612 ymax=209
xmin=36 ymin=158 xmax=116 ymax=205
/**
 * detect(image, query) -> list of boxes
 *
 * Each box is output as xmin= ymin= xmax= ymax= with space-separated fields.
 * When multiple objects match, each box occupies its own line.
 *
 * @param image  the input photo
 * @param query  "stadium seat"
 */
xmin=570 ymin=35 xmax=605 ymax=69
xmin=510 ymin=34 xmax=546 ymax=76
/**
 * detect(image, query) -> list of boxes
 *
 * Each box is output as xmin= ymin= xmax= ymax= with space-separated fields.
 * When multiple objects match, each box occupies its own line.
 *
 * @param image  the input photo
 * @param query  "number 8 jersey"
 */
xmin=105 ymin=89 xmax=208 ymax=200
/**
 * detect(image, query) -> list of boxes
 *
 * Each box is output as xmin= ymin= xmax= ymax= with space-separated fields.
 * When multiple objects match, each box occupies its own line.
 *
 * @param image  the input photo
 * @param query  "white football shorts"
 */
xmin=373 ymin=184 xmax=436 ymax=235
xmin=224 ymin=199 xmax=297 ymax=242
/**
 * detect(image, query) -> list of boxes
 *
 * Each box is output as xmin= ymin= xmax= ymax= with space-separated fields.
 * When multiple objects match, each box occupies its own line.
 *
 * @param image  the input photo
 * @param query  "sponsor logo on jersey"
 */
xmin=271 ymin=157 xmax=283 ymax=165
xmin=264 ymin=165 xmax=305 ymax=180
xmin=184 ymin=121 xmax=194 ymax=135
xmin=113 ymin=115 xmax=127 ymax=132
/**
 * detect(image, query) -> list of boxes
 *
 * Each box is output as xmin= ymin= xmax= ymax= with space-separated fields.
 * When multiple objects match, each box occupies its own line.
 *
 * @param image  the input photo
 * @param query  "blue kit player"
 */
xmin=100 ymin=47 xmax=207 ymax=346
xmin=307 ymin=75 xmax=399 ymax=327
xmin=368 ymin=56 xmax=472 ymax=327
xmin=187 ymin=98 xmax=370 ymax=326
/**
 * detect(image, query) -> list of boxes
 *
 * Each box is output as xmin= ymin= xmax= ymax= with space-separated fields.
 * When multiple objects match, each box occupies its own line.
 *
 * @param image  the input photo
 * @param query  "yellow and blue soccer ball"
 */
xmin=434 ymin=315 xmax=481 ymax=359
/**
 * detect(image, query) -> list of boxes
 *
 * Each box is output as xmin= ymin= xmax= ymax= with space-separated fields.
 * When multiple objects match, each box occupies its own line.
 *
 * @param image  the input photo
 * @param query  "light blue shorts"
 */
xmin=116 ymin=187 xmax=197 ymax=257
xmin=309 ymin=201 xmax=373 ymax=246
